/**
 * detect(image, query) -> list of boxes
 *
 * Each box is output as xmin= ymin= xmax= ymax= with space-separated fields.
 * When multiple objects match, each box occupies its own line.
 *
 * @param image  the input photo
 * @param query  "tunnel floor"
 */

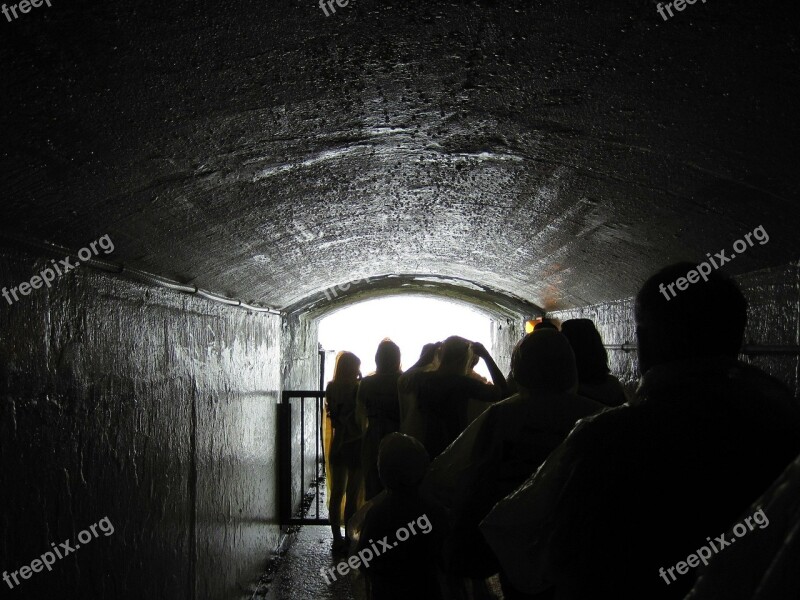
xmin=263 ymin=522 xmax=505 ymax=600
xmin=262 ymin=483 xmax=362 ymax=600
xmin=265 ymin=524 xmax=363 ymax=600
xmin=262 ymin=484 xmax=504 ymax=600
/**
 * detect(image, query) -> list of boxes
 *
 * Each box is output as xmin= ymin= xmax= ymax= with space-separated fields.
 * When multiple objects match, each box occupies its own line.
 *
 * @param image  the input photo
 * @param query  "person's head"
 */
xmin=468 ymin=352 xmax=480 ymax=370
xmin=511 ymin=329 xmax=578 ymax=394
xmin=378 ymin=432 xmax=430 ymax=493
xmin=438 ymin=336 xmax=472 ymax=374
xmin=375 ymin=338 xmax=402 ymax=374
xmin=533 ymin=318 xmax=558 ymax=332
xmin=635 ymin=262 xmax=747 ymax=374
xmin=560 ymin=319 xmax=610 ymax=383
xmin=332 ymin=351 xmax=361 ymax=384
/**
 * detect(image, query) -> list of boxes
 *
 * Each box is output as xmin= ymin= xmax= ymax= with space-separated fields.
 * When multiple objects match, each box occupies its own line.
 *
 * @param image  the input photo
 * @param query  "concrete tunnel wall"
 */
xmin=0 ymin=248 xmax=319 ymax=600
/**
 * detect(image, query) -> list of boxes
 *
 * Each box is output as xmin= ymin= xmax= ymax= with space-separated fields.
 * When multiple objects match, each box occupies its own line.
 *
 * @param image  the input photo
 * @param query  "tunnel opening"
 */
xmin=281 ymin=277 xmax=534 ymax=397
xmin=318 ymin=295 xmax=498 ymax=381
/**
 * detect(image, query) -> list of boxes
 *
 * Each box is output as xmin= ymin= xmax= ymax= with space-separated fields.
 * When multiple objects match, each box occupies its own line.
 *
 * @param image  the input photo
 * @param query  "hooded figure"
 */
xmin=349 ymin=433 xmax=448 ymax=600
xmin=560 ymin=318 xmax=627 ymax=407
xmin=358 ymin=339 xmax=403 ymax=501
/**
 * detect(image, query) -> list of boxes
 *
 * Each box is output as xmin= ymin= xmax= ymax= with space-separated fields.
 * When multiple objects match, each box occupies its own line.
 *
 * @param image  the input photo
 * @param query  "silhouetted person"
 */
xmin=325 ymin=351 xmax=364 ymax=549
xmin=504 ymin=327 xmax=552 ymax=396
xmin=417 ymin=337 xmax=508 ymax=458
xmin=560 ymin=318 xmax=627 ymax=407
xmin=533 ymin=318 xmax=558 ymax=331
xmin=358 ymin=339 xmax=403 ymax=501
xmin=685 ymin=449 xmax=800 ymax=600
xmin=349 ymin=433 xmax=448 ymax=600
xmin=398 ymin=342 xmax=441 ymax=443
xmin=421 ymin=330 xmax=603 ymax=588
xmin=481 ymin=263 xmax=800 ymax=600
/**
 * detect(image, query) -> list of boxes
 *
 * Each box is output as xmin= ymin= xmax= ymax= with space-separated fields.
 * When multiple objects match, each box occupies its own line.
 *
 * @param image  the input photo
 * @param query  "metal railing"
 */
xmin=278 ymin=390 xmax=328 ymax=526
xmin=604 ymin=343 xmax=800 ymax=355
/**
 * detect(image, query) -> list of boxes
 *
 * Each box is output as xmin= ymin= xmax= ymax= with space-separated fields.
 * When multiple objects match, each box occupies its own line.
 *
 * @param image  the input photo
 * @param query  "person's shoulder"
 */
xmin=376 ymin=371 xmax=402 ymax=388
xmin=733 ymin=361 xmax=793 ymax=399
xmin=568 ymin=392 xmax=609 ymax=417
xmin=360 ymin=374 xmax=378 ymax=387
xmin=566 ymin=402 xmax=640 ymax=449
xmin=397 ymin=367 xmax=418 ymax=386
xmin=464 ymin=395 xmax=530 ymax=441
xmin=486 ymin=393 xmax=526 ymax=415
xmin=358 ymin=377 xmax=379 ymax=399
xmin=730 ymin=361 xmax=800 ymax=425
xmin=327 ymin=380 xmax=358 ymax=397
xmin=416 ymin=370 xmax=439 ymax=385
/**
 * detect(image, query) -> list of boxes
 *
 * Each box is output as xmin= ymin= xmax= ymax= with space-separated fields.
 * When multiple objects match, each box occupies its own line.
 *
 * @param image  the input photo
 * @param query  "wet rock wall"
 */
xmin=0 ymin=248 xmax=284 ymax=600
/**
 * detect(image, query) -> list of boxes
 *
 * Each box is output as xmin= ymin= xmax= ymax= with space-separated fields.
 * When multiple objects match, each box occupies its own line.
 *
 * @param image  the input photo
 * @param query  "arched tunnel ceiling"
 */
xmin=2 ymin=0 xmax=798 ymax=312
xmin=289 ymin=274 xmax=542 ymax=319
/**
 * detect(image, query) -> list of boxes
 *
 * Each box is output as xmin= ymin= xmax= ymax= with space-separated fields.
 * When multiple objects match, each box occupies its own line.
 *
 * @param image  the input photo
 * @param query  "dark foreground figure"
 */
xmin=359 ymin=339 xmax=403 ymax=501
xmin=351 ymin=433 xmax=448 ymax=600
xmin=482 ymin=263 xmax=800 ymax=600
xmin=686 ymin=447 xmax=800 ymax=600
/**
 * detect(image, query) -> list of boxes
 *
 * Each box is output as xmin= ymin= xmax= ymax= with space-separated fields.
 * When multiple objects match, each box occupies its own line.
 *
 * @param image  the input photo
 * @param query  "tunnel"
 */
xmin=1 ymin=0 xmax=799 ymax=598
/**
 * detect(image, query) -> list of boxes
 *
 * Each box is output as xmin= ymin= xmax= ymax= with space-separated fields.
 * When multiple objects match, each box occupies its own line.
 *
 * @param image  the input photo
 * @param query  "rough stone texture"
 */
xmin=737 ymin=262 xmax=800 ymax=397
xmin=1 ymin=0 xmax=799 ymax=313
xmin=289 ymin=275 xmax=540 ymax=322
xmin=549 ymin=262 xmax=800 ymax=398
xmin=490 ymin=316 xmax=525 ymax=377
xmin=280 ymin=312 xmax=323 ymax=512
xmin=282 ymin=314 xmax=321 ymax=393
xmin=549 ymin=297 xmax=639 ymax=394
xmin=0 ymin=249 xmax=283 ymax=600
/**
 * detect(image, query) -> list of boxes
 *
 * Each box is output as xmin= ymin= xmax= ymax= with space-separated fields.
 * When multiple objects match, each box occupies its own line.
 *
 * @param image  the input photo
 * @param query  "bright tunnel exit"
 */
xmin=318 ymin=295 xmax=495 ymax=382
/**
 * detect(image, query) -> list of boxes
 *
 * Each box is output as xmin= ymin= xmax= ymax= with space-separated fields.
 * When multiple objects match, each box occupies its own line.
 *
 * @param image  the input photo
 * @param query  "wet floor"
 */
xmin=264 ymin=524 xmax=365 ymax=600
xmin=260 ymin=484 xmax=502 ymax=600
xmin=261 ymin=483 xmax=364 ymax=600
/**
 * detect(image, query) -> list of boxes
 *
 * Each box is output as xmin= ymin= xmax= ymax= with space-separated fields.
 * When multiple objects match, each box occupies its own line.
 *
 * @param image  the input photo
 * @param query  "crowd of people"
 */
xmin=321 ymin=262 xmax=800 ymax=600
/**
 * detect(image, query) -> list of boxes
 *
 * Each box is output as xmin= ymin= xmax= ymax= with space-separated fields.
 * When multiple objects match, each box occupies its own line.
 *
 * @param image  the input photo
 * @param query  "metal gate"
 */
xmin=278 ymin=390 xmax=328 ymax=526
